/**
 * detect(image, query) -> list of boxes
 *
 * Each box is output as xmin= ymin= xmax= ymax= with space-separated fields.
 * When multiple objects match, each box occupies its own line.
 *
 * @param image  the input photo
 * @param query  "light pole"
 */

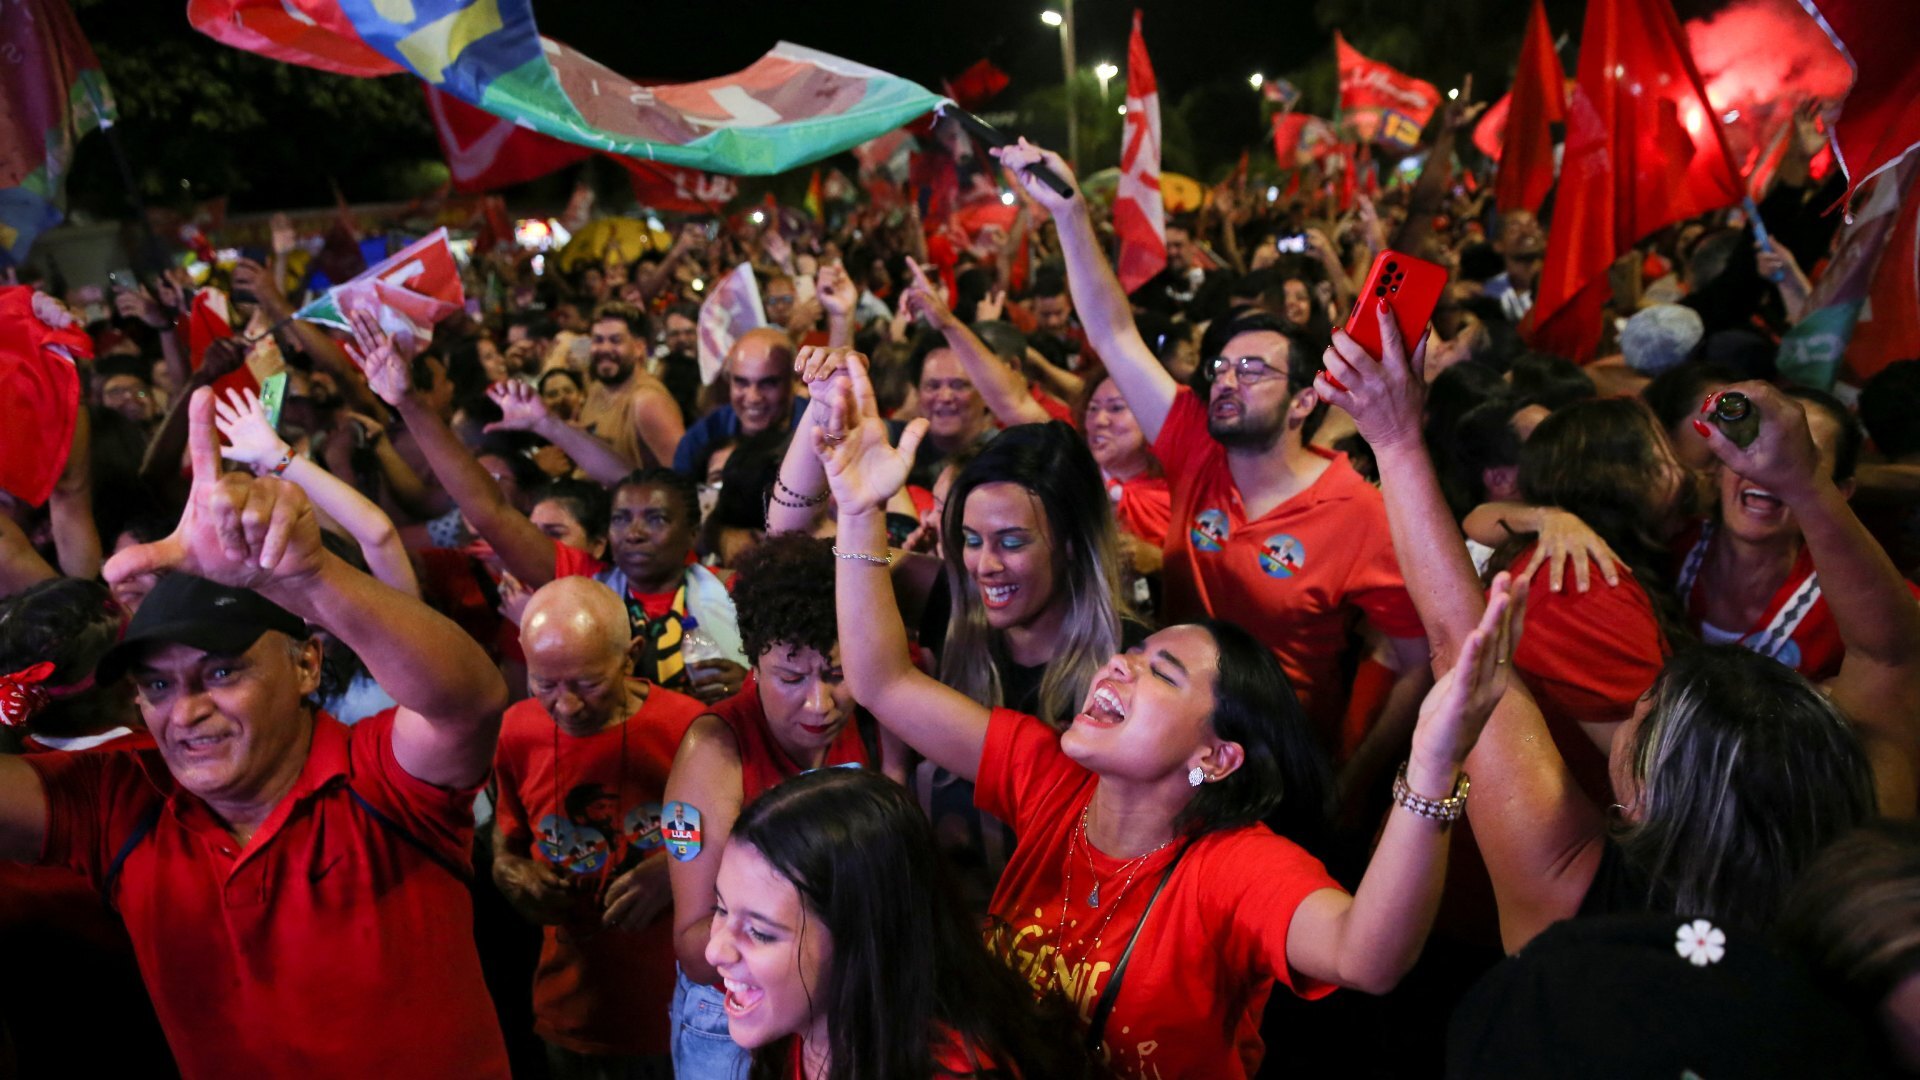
xmin=1041 ymin=4 xmax=1079 ymax=172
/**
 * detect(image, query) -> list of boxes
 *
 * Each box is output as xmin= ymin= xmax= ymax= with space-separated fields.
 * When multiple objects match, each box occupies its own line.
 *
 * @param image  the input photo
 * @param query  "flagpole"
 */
xmin=1061 ymin=0 xmax=1080 ymax=173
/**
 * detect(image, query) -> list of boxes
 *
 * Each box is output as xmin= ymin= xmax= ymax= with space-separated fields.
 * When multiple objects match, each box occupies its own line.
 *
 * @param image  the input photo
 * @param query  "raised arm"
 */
xmin=355 ymin=311 xmax=558 ymax=587
xmin=816 ymin=361 xmax=993 ymax=780
xmin=1314 ymin=305 xmax=1606 ymax=951
xmin=233 ymin=259 xmax=385 ymax=419
xmin=211 ymin=387 xmax=419 ymax=597
xmin=1698 ymin=385 xmax=1920 ymax=816
xmin=902 ymin=258 xmax=1050 ymax=428
xmin=483 ymin=381 xmax=632 ymax=488
xmin=48 ymin=402 xmax=101 ymax=581
xmin=993 ymin=139 xmax=1177 ymax=441
xmin=105 ymin=388 xmax=508 ymax=789
xmin=663 ymin=714 xmax=745 ymax=984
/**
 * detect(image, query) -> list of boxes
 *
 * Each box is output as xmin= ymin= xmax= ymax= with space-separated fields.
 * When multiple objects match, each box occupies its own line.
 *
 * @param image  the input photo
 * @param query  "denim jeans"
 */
xmin=671 ymin=966 xmax=748 ymax=1080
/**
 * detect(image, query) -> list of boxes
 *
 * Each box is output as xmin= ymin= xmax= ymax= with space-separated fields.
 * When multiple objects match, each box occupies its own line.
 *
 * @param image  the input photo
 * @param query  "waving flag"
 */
xmin=1335 ymin=32 xmax=1440 ymax=152
xmin=1114 ymin=11 xmax=1166 ymax=295
xmin=0 ymin=287 xmax=90 ymax=504
xmin=424 ymin=84 xmax=589 ymax=193
xmin=1530 ymin=0 xmax=1742 ymax=361
xmin=296 ymin=229 xmax=465 ymax=346
xmin=1797 ymin=0 xmax=1920 ymax=203
xmin=189 ymin=1 xmax=944 ymax=176
xmin=0 ymin=0 xmax=115 ymax=266
xmin=1493 ymin=0 xmax=1567 ymax=215
xmin=697 ymin=263 xmax=765 ymax=385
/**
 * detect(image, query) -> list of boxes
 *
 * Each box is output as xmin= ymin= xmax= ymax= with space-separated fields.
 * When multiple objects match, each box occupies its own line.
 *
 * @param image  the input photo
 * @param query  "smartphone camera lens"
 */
xmin=1386 ymin=261 xmax=1399 ymax=273
xmin=1375 ymin=286 xmax=1387 ymax=297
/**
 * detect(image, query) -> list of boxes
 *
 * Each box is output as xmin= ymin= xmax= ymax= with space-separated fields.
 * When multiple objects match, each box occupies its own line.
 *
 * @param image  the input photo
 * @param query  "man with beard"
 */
xmin=577 ymin=304 xmax=683 ymax=470
xmin=670 ymin=328 xmax=805 ymax=476
xmin=997 ymin=139 xmax=1431 ymax=756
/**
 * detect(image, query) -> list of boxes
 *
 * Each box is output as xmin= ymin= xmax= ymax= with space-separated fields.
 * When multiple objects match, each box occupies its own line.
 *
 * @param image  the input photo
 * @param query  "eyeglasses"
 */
xmin=1204 ymin=355 xmax=1282 ymax=384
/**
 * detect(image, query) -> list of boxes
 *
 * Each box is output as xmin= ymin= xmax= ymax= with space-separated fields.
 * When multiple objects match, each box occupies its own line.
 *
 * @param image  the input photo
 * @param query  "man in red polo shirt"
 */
xmin=0 ymin=388 xmax=511 ymax=1078
xmin=997 ymin=139 xmax=1432 ymax=758
xmin=492 ymin=576 xmax=705 ymax=1074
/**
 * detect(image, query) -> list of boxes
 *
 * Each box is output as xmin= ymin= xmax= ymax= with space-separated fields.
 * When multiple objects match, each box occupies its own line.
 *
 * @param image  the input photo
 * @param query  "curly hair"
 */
xmin=730 ymin=532 xmax=838 ymax=665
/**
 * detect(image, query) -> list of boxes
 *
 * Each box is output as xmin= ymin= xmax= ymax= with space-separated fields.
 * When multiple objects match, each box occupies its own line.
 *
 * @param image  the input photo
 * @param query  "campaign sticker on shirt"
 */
xmin=664 ymin=801 xmax=704 ymax=861
xmin=626 ymin=802 xmax=665 ymax=855
xmin=1257 ymin=534 xmax=1305 ymax=578
xmin=1190 ymin=508 xmax=1231 ymax=552
xmin=535 ymin=815 xmax=576 ymax=865
xmin=539 ymin=814 xmax=611 ymax=874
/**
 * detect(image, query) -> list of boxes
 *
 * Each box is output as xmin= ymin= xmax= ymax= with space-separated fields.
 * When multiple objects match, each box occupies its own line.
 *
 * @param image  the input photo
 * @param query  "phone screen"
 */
xmin=259 ymin=372 xmax=289 ymax=430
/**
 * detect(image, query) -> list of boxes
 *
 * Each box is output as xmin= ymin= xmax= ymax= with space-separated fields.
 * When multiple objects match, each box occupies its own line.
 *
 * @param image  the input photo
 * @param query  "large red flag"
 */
xmin=1335 ymin=32 xmax=1441 ymax=151
xmin=1114 ymin=11 xmax=1166 ymax=294
xmin=1495 ymin=0 xmax=1567 ymax=215
xmin=1530 ymin=0 xmax=1742 ymax=360
xmin=1799 ymin=0 xmax=1920 ymax=203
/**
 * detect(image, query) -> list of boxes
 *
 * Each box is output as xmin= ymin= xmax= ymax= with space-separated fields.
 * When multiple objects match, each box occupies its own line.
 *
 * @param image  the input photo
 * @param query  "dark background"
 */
xmin=65 ymin=0 xmax=1733 ymax=215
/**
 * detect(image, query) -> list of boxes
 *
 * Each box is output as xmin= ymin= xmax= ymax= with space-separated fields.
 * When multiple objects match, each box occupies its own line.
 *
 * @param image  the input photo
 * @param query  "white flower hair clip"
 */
xmin=1675 ymin=919 xmax=1726 ymax=967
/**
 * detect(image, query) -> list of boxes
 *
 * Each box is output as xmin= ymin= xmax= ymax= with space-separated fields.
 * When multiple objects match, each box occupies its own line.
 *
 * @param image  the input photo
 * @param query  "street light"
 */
xmin=1042 ymin=4 xmax=1079 ymax=171
xmin=1249 ymin=73 xmax=1265 ymax=90
xmin=1095 ymin=61 xmax=1118 ymax=100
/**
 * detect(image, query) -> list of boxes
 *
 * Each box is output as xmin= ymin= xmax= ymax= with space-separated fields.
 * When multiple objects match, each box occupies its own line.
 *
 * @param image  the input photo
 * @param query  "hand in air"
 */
xmin=1692 ymin=381 xmax=1826 ymax=505
xmin=345 ymin=309 xmax=418 ymax=407
xmin=990 ymin=138 xmax=1081 ymax=215
xmin=211 ymin=388 xmax=293 ymax=472
xmin=812 ymin=355 xmax=927 ymax=518
xmin=1410 ymin=570 xmax=1528 ymax=771
xmin=483 ymin=380 xmax=551 ymax=434
xmin=1314 ymin=300 xmax=1431 ymax=453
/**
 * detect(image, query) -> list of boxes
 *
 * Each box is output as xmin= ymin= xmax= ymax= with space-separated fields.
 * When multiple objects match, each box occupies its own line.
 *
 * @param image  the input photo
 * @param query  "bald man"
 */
xmin=671 ymin=327 xmax=807 ymax=476
xmin=489 ymin=577 xmax=709 ymax=1071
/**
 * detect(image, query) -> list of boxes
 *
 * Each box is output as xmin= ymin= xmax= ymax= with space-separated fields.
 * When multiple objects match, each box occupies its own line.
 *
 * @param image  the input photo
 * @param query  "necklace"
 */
xmin=1074 ymin=806 xmax=1176 ymax=908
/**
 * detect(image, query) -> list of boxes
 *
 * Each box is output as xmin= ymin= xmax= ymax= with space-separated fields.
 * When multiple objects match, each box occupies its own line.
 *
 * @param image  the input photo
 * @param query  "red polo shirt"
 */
xmin=1153 ymin=389 xmax=1424 ymax=737
xmin=25 ymin=709 xmax=509 ymax=1079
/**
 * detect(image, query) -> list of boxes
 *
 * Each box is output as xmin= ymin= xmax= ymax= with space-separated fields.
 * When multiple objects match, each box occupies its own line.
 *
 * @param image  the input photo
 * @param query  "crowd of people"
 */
xmin=1 ymin=112 xmax=1919 ymax=1080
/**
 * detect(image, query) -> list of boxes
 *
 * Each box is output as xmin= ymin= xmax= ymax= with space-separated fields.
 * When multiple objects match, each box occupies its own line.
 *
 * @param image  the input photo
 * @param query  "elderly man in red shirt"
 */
xmin=0 ymin=389 xmax=511 ymax=1078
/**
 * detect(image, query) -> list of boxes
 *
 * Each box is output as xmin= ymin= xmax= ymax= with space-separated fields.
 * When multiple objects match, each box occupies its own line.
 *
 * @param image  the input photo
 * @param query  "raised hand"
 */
xmin=1693 ymin=382 xmax=1826 ymax=503
xmin=211 ymin=388 xmax=292 ymax=472
xmin=816 ymin=263 xmax=857 ymax=321
xmin=794 ymin=345 xmax=865 ymax=430
xmin=1315 ymin=300 xmax=1431 ymax=453
xmin=902 ymin=257 xmax=954 ymax=328
xmin=990 ymin=138 xmax=1081 ymax=215
xmin=975 ymin=289 xmax=1007 ymax=323
xmin=114 ymin=283 xmax=172 ymax=329
xmin=269 ymin=212 xmax=297 ymax=257
xmin=104 ymin=387 xmax=326 ymax=592
xmin=231 ymin=258 xmax=288 ymax=313
xmin=812 ymin=356 xmax=926 ymax=517
xmin=1409 ymin=570 xmax=1527 ymax=772
xmin=483 ymin=380 xmax=551 ymax=434
xmin=345 ymin=308 xmax=415 ymax=406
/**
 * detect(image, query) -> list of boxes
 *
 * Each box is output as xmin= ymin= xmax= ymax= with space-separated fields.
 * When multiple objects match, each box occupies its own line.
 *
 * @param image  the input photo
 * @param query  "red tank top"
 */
xmin=710 ymin=674 xmax=872 ymax=803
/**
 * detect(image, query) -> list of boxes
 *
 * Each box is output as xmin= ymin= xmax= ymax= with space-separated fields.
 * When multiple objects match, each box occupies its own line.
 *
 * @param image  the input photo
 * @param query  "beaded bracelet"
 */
xmin=1390 ymin=762 xmax=1470 ymax=824
xmin=768 ymin=476 xmax=830 ymax=509
xmin=831 ymin=546 xmax=892 ymax=566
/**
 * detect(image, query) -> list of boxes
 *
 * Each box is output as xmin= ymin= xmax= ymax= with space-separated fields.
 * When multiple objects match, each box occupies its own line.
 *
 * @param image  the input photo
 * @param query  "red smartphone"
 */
xmin=1344 ymin=250 xmax=1448 ymax=359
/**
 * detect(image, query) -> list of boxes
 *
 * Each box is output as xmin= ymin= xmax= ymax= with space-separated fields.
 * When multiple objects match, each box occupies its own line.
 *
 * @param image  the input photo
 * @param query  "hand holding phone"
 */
xmin=1343 ymin=251 xmax=1447 ymax=360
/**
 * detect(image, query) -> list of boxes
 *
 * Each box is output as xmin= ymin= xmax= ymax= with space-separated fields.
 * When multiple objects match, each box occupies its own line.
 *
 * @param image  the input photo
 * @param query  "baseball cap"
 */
xmin=97 ymin=573 xmax=308 ymax=684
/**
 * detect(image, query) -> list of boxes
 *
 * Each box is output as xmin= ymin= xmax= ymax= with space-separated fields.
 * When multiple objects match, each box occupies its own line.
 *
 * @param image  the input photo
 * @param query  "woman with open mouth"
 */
xmin=705 ymin=767 xmax=1086 ymax=1079
xmin=812 ymin=358 xmax=1526 ymax=1079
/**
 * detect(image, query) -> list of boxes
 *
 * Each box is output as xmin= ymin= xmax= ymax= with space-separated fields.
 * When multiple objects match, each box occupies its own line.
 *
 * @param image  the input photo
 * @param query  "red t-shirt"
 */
xmin=1674 ymin=520 xmax=1920 ymax=682
xmin=25 ymin=709 xmax=509 ymax=1078
xmin=1509 ymin=545 xmax=1670 ymax=804
xmin=1108 ymin=473 xmax=1172 ymax=549
xmin=976 ymin=710 xmax=1340 ymax=1080
xmin=709 ymin=675 xmax=873 ymax=804
xmin=1153 ymin=388 xmax=1424 ymax=736
xmin=493 ymin=682 xmax=707 ymax=1056
xmin=1029 ymin=383 xmax=1075 ymax=426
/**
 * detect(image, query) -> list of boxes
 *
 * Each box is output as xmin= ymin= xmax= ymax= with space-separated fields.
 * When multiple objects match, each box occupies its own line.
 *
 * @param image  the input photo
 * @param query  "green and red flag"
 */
xmin=295 ymin=228 xmax=464 ymax=347
xmin=188 ymin=1 xmax=944 ymax=175
xmin=0 ymin=0 xmax=115 ymax=266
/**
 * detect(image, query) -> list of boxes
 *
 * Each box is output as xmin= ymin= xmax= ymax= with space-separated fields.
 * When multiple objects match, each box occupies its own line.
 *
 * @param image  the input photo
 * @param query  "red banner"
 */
xmin=1115 ymin=11 xmax=1166 ymax=294
xmin=1335 ymin=32 xmax=1440 ymax=150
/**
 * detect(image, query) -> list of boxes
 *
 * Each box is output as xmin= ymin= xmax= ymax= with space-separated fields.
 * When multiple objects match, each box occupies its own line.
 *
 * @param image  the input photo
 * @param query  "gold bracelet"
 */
xmin=1390 ymin=762 xmax=1469 ymax=824
xmin=831 ymin=546 xmax=892 ymax=566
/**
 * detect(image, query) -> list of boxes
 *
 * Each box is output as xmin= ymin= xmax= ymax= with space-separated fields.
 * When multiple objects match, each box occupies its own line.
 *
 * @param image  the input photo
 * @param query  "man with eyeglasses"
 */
xmin=996 ymin=138 xmax=1432 ymax=761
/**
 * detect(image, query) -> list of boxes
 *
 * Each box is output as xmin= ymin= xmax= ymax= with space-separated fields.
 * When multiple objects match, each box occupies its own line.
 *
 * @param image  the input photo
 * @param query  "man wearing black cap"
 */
xmin=0 ymin=388 xmax=512 ymax=1078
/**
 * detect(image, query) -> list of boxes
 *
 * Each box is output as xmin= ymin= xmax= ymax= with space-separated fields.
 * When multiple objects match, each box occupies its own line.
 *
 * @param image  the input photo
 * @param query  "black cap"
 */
xmin=1446 ymin=913 xmax=1890 ymax=1078
xmin=97 ymin=574 xmax=308 ymax=683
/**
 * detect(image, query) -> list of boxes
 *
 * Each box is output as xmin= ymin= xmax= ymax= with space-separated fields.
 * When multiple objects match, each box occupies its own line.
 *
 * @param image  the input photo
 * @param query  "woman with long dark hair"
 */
xmin=1317 ymin=308 xmax=1920 ymax=951
xmin=810 ymin=357 xmax=1525 ymax=1078
xmin=709 ymin=767 xmax=1085 ymax=1079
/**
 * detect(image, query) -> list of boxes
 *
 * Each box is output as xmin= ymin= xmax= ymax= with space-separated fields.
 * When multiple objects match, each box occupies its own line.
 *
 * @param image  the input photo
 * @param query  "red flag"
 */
xmin=1335 ymin=32 xmax=1441 ymax=150
xmin=423 ymin=85 xmax=590 ymax=193
xmin=1474 ymin=92 xmax=1512 ymax=160
xmin=0 ymin=288 xmax=88 ymax=505
xmin=697 ymin=263 xmax=766 ymax=384
xmin=1800 ymin=0 xmax=1920 ymax=203
xmin=621 ymin=159 xmax=739 ymax=214
xmin=1530 ymin=0 xmax=1742 ymax=360
xmin=944 ymin=59 xmax=1010 ymax=113
xmin=1114 ymin=11 xmax=1165 ymax=294
xmin=1494 ymin=0 xmax=1567 ymax=215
